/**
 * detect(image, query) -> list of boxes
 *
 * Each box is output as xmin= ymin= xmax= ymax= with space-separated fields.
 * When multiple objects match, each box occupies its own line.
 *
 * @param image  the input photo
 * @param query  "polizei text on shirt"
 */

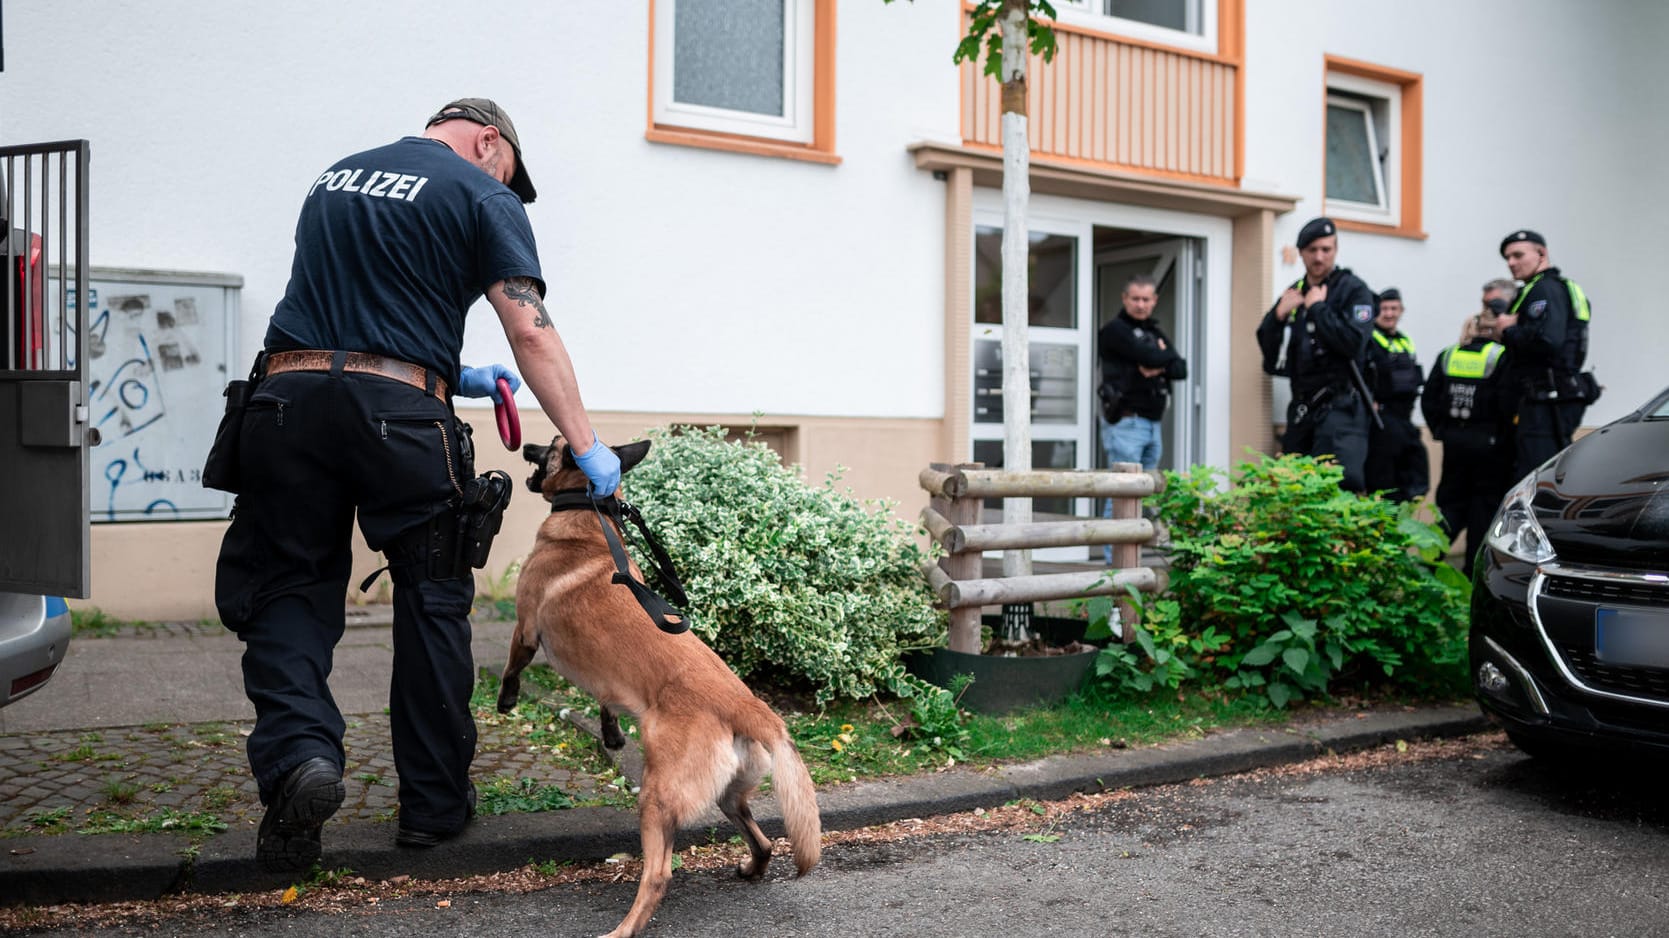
xmin=309 ymin=168 xmax=430 ymax=202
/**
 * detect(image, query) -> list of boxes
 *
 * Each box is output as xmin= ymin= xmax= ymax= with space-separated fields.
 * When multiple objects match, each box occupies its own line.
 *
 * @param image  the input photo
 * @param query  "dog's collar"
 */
xmin=546 ymin=487 xmax=615 ymax=515
xmin=541 ymin=487 xmax=690 ymax=635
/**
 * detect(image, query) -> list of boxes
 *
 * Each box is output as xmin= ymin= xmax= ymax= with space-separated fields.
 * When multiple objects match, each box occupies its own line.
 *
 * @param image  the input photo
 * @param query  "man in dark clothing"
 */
xmin=1363 ymin=287 xmax=1428 ymax=502
xmin=212 ymin=99 xmax=621 ymax=872
xmin=1096 ymin=273 xmax=1185 ymax=561
xmin=1423 ymin=281 xmax=1517 ymax=576
xmin=1256 ymin=217 xmax=1378 ymax=491
xmin=1494 ymin=229 xmax=1593 ymax=478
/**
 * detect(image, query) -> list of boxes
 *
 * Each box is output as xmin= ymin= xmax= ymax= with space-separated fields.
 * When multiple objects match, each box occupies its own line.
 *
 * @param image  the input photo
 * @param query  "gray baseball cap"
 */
xmin=426 ymin=97 xmax=537 ymax=203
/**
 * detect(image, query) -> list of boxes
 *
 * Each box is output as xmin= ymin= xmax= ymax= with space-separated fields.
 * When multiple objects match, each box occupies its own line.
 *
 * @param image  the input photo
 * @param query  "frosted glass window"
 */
xmin=1326 ymin=97 xmax=1386 ymax=210
xmin=654 ymin=0 xmax=815 ymax=143
xmin=673 ymin=0 xmax=785 ymax=117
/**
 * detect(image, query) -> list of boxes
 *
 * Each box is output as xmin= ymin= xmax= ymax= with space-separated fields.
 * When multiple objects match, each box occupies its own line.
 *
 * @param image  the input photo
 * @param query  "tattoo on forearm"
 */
xmin=504 ymin=277 xmax=552 ymax=329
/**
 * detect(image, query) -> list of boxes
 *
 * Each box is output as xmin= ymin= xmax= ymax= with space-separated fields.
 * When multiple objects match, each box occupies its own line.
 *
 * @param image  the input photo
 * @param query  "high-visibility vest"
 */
xmin=1440 ymin=341 xmax=1506 ymax=424
xmin=1444 ymin=342 xmax=1504 ymax=380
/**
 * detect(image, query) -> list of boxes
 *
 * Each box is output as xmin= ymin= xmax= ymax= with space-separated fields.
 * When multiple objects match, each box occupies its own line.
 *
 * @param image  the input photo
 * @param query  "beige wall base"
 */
xmin=76 ymin=410 xmax=946 ymax=622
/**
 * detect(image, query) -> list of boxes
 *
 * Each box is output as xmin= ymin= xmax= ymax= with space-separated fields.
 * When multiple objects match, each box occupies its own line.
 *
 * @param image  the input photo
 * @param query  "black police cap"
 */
xmin=1296 ymin=217 xmax=1336 ymax=250
xmin=1378 ymin=287 xmax=1401 ymax=303
xmin=1499 ymin=229 xmax=1546 ymax=257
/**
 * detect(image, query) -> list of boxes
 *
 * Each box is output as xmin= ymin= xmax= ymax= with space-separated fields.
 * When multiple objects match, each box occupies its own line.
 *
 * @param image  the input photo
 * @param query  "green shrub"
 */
xmin=621 ymin=425 xmax=947 ymax=704
xmin=1097 ymin=452 xmax=1470 ymax=707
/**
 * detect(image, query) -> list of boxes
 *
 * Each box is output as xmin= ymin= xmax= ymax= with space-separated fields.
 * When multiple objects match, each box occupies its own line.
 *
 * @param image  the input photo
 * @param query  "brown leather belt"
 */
xmin=264 ymin=350 xmax=448 ymax=400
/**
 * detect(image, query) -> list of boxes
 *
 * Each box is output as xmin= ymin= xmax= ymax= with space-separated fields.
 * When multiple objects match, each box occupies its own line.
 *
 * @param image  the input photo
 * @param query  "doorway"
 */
xmin=1092 ymin=231 xmax=1204 ymax=474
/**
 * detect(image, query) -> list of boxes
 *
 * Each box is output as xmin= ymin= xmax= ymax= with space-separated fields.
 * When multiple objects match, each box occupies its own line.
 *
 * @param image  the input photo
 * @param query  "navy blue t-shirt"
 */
xmin=265 ymin=136 xmax=543 ymax=389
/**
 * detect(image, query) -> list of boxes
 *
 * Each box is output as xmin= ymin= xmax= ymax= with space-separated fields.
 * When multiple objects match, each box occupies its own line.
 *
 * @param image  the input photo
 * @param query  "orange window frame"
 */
xmin=1324 ymin=55 xmax=1424 ymax=240
xmin=646 ymin=0 xmax=840 ymax=165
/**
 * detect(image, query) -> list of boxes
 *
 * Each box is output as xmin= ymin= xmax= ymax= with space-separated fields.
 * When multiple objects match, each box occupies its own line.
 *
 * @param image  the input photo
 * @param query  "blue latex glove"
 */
xmin=572 ymin=431 xmax=621 ymax=499
xmin=457 ymin=364 xmax=521 ymax=403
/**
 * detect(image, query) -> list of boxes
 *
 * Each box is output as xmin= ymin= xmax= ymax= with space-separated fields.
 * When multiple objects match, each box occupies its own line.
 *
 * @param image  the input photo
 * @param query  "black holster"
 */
xmin=422 ymin=470 xmax=514 ymax=580
xmin=202 ymin=351 xmax=267 ymax=494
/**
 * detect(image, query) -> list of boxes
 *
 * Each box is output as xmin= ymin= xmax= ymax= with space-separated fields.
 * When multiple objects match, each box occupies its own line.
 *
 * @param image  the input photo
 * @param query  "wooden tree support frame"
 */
xmin=921 ymin=462 xmax=1165 ymax=654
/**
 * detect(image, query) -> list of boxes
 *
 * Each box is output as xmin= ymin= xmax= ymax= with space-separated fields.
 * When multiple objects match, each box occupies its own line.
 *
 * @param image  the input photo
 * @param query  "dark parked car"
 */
xmin=1470 ymin=385 xmax=1669 ymax=759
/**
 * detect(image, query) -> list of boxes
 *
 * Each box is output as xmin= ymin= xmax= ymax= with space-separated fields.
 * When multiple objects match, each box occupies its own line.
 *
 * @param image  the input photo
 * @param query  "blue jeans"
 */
xmin=1101 ymin=415 xmax=1161 ymax=562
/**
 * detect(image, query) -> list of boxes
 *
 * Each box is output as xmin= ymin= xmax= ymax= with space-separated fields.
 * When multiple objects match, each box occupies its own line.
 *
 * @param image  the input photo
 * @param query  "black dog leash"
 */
xmin=547 ymin=489 xmax=691 ymax=635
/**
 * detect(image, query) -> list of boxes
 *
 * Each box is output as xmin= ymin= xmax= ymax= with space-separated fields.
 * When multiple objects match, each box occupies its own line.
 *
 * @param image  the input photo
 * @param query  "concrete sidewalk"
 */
xmin=0 ymin=614 xmax=1490 ymax=906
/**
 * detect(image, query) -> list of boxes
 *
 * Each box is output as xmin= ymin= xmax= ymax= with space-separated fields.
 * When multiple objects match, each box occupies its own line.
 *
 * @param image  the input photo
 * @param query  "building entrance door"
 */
xmin=1092 ymin=236 xmax=1203 ymax=474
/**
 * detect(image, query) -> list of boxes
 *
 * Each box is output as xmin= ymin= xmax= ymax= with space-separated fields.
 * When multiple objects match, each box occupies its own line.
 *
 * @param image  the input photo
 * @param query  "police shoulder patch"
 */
xmin=1527 ymin=300 xmax=1548 ymax=319
xmin=1353 ymin=304 xmax=1373 ymax=322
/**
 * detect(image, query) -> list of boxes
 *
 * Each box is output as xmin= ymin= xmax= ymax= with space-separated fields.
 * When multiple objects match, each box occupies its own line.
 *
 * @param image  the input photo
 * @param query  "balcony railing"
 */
xmin=962 ymin=25 xmax=1240 ymax=185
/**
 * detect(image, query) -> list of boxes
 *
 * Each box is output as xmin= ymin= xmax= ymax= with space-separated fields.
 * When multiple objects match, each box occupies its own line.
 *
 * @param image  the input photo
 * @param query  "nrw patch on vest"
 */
xmin=1528 ymin=300 xmax=1548 ymax=319
xmin=1354 ymin=304 xmax=1373 ymax=322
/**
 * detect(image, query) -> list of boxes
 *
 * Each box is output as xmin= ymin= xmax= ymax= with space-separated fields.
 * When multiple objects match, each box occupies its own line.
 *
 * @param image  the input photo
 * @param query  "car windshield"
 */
xmin=1649 ymin=395 xmax=1669 ymax=420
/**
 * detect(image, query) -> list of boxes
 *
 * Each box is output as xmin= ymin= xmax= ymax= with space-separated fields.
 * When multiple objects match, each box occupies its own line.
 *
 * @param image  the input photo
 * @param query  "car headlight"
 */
xmin=1486 ymin=474 xmax=1555 ymax=564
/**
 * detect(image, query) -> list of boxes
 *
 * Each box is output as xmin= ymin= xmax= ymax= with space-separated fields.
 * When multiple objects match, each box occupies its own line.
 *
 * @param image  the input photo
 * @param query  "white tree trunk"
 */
xmin=999 ymin=1 xmax=1032 ymax=581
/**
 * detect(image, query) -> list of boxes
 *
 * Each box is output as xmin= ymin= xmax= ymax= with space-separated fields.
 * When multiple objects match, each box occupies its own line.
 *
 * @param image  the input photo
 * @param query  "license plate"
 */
xmin=1594 ymin=607 xmax=1669 ymax=669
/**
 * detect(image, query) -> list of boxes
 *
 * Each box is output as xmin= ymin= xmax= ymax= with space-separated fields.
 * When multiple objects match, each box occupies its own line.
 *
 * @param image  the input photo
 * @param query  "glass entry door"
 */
xmin=1093 ymin=238 xmax=1202 ymax=472
xmin=969 ymin=223 xmax=1095 ymax=559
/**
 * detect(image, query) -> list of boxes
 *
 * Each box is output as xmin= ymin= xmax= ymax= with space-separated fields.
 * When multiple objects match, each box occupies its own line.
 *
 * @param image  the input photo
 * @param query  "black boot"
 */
xmin=396 ymin=781 xmax=476 ymax=848
xmin=256 ymin=757 xmax=345 ymax=873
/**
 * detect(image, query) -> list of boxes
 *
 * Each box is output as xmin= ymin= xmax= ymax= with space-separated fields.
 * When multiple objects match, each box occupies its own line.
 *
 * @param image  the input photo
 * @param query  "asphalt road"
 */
xmin=38 ymin=736 xmax=1669 ymax=938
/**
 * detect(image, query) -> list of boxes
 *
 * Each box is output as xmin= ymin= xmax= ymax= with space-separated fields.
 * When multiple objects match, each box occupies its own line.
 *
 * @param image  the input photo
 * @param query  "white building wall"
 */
xmin=1245 ymin=0 xmax=1669 ymax=423
xmin=1 ymin=0 xmax=963 ymax=422
xmin=4 ymin=0 xmax=1661 ymax=432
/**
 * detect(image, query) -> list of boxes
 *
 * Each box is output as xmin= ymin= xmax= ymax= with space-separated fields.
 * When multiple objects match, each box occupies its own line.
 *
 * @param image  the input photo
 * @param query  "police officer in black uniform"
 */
xmin=1494 ymin=229 xmax=1594 ymax=478
xmin=1257 ymin=217 xmax=1378 ymax=491
xmin=212 ymin=99 xmax=622 ymax=872
xmin=1363 ymin=287 xmax=1428 ymax=502
xmin=1423 ymin=282 xmax=1516 ymax=577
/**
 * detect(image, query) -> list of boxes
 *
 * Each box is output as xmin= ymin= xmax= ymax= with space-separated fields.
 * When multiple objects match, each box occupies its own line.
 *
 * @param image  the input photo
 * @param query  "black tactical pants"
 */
xmin=214 ymin=367 xmax=478 ymax=836
xmin=1365 ymin=407 xmax=1430 ymax=503
xmin=1435 ymin=433 xmax=1514 ymax=577
xmin=1513 ymin=398 xmax=1585 ymax=480
xmin=1286 ymin=389 xmax=1371 ymax=492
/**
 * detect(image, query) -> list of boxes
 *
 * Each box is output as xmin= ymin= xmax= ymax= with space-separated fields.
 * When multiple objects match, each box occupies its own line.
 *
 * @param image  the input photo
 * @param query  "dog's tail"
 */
xmin=767 ymin=728 xmax=822 ymax=875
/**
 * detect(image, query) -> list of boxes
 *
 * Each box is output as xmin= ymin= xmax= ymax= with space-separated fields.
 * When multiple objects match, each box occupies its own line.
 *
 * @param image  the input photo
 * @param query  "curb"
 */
xmin=0 ymin=706 xmax=1490 ymax=906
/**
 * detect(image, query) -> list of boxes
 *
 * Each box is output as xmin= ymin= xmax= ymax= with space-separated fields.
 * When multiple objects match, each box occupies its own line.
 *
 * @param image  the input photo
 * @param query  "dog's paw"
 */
xmin=495 ymin=687 xmax=520 ymax=715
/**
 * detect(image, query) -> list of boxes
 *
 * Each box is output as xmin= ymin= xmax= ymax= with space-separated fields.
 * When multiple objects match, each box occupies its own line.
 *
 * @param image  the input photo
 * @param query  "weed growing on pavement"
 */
xmin=70 ymin=607 xmax=126 ymax=638
xmin=23 ymin=807 xmax=71 ymax=833
xmin=200 ymin=785 xmax=239 ymax=810
xmin=101 ymin=780 xmax=141 ymax=805
xmin=527 ymin=858 xmax=569 ymax=877
xmin=78 ymin=808 xmax=228 ymax=837
xmin=354 ymin=773 xmax=387 ymax=787
xmin=476 ymin=777 xmax=576 ymax=815
xmin=191 ymin=724 xmax=236 ymax=747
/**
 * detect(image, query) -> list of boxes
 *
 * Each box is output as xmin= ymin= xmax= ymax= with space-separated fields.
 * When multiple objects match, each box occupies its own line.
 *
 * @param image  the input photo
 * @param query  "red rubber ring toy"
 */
xmin=494 ymin=377 xmax=521 ymax=450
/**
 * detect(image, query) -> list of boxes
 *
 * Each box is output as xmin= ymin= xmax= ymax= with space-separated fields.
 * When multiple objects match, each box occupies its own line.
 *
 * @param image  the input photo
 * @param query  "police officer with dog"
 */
xmin=1494 ymin=229 xmax=1597 ymax=478
xmin=209 ymin=98 xmax=621 ymax=872
xmin=1422 ymin=281 xmax=1517 ymax=577
xmin=1363 ymin=287 xmax=1428 ymax=502
xmin=1257 ymin=217 xmax=1379 ymax=491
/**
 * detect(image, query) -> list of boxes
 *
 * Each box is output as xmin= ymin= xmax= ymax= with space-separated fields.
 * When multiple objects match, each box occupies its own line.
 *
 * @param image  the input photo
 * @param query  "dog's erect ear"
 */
xmin=523 ymin=442 xmax=554 ymax=493
xmin=618 ymin=439 xmax=652 ymax=476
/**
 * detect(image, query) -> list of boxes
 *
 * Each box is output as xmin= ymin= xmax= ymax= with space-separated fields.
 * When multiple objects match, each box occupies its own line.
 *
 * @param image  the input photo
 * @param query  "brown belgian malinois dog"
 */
xmin=497 ymin=436 xmax=821 ymax=938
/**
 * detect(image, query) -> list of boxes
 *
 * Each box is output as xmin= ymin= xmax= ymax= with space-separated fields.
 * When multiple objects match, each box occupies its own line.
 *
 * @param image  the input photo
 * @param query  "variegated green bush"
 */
xmin=620 ymin=424 xmax=946 ymax=704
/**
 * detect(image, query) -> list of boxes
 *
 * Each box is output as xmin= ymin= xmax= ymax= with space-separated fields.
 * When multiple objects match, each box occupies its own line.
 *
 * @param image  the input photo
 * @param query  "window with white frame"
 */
xmin=1325 ymin=71 xmax=1401 ymax=226
xmin=1055 ymin=0 xmax=1216 ymax=53
xmin=653 ymin=0 xmax=815 ymax=143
